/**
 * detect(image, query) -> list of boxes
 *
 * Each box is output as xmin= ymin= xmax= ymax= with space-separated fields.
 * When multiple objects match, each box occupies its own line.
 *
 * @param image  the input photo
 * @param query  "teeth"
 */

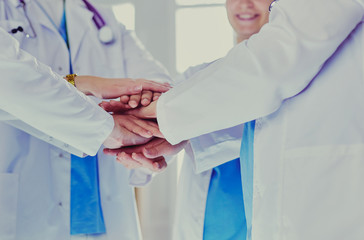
xmin=238 ymin=14 xmax=254 ymax=19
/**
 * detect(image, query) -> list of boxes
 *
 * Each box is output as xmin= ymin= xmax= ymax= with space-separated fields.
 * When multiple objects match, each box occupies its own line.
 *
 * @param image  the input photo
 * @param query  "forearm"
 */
xmin=0 ymin=29 xmax=113 ymax=155
xmin=157 ymin=0 xmax=364 ymax=144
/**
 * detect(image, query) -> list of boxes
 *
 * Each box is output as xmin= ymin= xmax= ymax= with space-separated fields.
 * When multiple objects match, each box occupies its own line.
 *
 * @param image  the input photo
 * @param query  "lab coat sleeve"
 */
xmin=157 ymin=0 xmax=364 ymax=144
xmin=0 ymin=28 xmax=114 ymax=156
xmin=176 ymin=63 xmax=245 ymax=173
xmin=190 ymin=125 xmax=243 ymax=174
xmin=129 ymin=64 xmax=243 ymax=185
xmin=121 ymin=26 xmax=172 ymax=84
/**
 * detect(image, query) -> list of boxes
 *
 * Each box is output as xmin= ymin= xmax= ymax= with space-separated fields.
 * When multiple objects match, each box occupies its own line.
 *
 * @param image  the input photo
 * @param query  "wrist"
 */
xmin=73 ymin=76 xmax=93 ymax=96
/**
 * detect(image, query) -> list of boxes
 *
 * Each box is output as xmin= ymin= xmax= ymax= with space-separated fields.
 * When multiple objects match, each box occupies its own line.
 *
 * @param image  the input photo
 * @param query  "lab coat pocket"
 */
xmin=281 ymin=144 xmax=364 ymax=240
xmin=0 ymin=20 xmax=26 ymax=44
xmin=0 ymin=173 xmax=19 ymax=240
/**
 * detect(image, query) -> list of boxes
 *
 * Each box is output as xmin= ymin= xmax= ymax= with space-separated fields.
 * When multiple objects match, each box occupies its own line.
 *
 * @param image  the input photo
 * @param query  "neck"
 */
xmin=237 ymin=35 xmax=249 ymax=44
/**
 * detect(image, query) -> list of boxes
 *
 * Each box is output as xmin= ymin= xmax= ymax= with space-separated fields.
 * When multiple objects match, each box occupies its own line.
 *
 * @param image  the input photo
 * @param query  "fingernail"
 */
xmin=130 ymin=101 xmax=138 ymax=108
xmin=117 ymin=152 xmax=125 ymax=158
xmin=153 ymin=162 xmax=161 ymax=169
xmin=142 ymin=98 xmax=148 ymax=105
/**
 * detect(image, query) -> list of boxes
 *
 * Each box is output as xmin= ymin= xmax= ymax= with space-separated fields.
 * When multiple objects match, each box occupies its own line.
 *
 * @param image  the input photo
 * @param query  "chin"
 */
xmin=238 ymin=29 xmax=259 ymax=38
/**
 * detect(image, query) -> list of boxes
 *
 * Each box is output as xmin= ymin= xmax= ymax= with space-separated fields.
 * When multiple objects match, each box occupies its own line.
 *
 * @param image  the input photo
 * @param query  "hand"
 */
xmin=120 ymin=90 xmax=162 ymax=108
xmin=99 ymin=92 xmax=161 ymax=113
xmin=103 ymin=114 xmax=163 ymax=149
xmin=125 ymin=100 xmax=157 ymax=119
xmin=74 ymin=76 xmax=170 ymax=99
xmin=103 ymin=138 xmax=187 ymax=172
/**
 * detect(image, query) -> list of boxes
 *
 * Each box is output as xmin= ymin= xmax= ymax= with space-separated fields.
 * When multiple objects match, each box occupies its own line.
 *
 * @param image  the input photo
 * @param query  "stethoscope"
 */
xmin=81 ymin=0 xmax=114 ymax=44
xmin=9 ymin=0 xmax=114 ymax=44
xmin=269 ymin=0 xmax=279 ymax=12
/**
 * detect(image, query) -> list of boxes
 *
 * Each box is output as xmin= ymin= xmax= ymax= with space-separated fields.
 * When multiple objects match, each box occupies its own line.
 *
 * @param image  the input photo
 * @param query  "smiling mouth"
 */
xmin=236 ymin=14 xmax=259 ymax=21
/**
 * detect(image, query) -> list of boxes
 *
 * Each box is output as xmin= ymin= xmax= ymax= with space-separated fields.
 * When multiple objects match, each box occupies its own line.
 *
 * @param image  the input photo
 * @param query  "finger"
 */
xmin=141 ymin=90 xmax=153 ymax=106
xmin=125 ymin=101 xmax=157 ymax=119
xmin=122 ymin=117 xmax=154 ymax=138
xmin=100 ymin=100 xmax=130 ymax=112
xmin=116 ymin=152 xmax=142 ymax=169
xmin=104 ymin=142 xmax=146 ymax=156
xmin=132 ymin=153 xmax=167 ymax=172
xmin=120 ymin=95 xmax=130 ymax=104
xmin=142 ymin=140 xmax=170 ymax=158
xmin=143 ymin=140 xmax=187 ymax=158
xmin=132 ymin=118 xmax=164 ymax=138
xmin=152 ymin=156 xmax=168 ymax=171
xmin=99 ymin=101 xmax=111 ymax=111
xmin=143 ymin=120 xmax=164 ymax=138
xmin=129 ymin=94 xmax=141 ymax=108
xmin=153 ymin=92 xmax=161 ymax=101
xmin=103 ymin=148 xmax=123 ymax=156
xmin=136 ymin=79 xmax=171 ymax=93
xmin=110 ymin=99 xmax=131 ymax=110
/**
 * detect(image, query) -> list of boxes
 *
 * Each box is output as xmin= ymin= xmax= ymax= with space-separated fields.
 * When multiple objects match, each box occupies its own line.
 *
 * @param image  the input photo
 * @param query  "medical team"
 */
xmin=0 ymin=0 xmax=170 ymax=239
xmin=1 ymin=0 xmax=364 ymax=240
xmin=105 ymin=0 xmax=364 ymax=239
xmin=105 ymin=0 xmax=272 ymax=239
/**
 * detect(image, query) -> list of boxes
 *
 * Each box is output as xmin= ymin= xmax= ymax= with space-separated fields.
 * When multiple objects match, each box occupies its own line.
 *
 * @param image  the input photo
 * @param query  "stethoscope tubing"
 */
xmin=18 ymin=0 xmax=37 ymax=38
xmin=12 ymin=0 xmax=113 ymax=44
xmin=81 ymin=0 xmax=106 ymax=30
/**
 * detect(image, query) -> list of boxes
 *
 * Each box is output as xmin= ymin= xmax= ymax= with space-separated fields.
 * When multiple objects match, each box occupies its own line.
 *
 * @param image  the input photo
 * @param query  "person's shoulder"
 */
xmin=182 ymin=60 xmax=219 ymax=78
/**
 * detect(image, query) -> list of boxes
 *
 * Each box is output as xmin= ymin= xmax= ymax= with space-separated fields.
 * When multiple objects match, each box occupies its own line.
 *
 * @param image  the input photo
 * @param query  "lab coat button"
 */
xmin=58 ymin=67 xmax=63 ymax=71
xmin=64 ymin=144 xmax=69 ymax=148
xmin=58 ymin=202 xmax=62 ymax=206
xmin=59 ymin=153 xmax=64 ymax=158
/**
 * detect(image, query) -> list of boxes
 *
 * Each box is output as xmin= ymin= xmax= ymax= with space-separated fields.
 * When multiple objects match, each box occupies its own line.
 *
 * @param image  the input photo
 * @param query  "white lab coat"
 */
xmin=0 ymin=1 xmax=170 ymax=240
xmin=174 ymin=65 xmax=243 ymax=240
xmin=129 ymin=64 xmax=244 ymax=240
xmin=173 ymin=128 xmax=243 ymax=240
xmin=0 ymin=27 xmax=113 ymax=157
xmin=157 ymin=0 xmax=364 ymax=239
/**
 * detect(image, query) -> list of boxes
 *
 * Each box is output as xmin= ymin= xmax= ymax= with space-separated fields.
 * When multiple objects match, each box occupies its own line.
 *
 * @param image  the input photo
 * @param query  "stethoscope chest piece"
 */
xmin=98 ymin=25 xmax=114 ymax=44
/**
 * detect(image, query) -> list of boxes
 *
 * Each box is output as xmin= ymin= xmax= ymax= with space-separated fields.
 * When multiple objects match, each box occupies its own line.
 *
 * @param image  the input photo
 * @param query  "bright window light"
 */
xmin=175 ymin=6 xmax=234 ymax=73
xmin=112 ymin=3 xmax=135 ymax=30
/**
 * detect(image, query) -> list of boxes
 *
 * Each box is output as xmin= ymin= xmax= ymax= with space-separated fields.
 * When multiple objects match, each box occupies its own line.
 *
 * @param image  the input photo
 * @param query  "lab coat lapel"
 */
xmin=66 ymin=0 xmax=94 ymax=64
xmin=31 ymin=1 xmax=60 ymax=34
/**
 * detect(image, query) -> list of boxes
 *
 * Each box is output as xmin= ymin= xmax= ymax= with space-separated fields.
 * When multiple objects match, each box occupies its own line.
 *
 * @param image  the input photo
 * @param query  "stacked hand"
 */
xmin=74 ymin=76 xmax=169 ymax=100
xmin=101 ymin=96 xmax=183 ymax=173
xmin=76 ymin=75 xmax=183 ymax=172
xmin=104 ymin=138 xmax=187 ymax=172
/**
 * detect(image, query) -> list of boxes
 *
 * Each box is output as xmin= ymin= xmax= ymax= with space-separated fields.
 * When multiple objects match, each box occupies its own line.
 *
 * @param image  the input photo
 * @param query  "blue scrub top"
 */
xmin=203 ymin=158 xmax=247 ymax=240
xmin=240 ymin=120 xmax=255 ymax=240
xmin=59 ymin=9 xmax=106 ymax=235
